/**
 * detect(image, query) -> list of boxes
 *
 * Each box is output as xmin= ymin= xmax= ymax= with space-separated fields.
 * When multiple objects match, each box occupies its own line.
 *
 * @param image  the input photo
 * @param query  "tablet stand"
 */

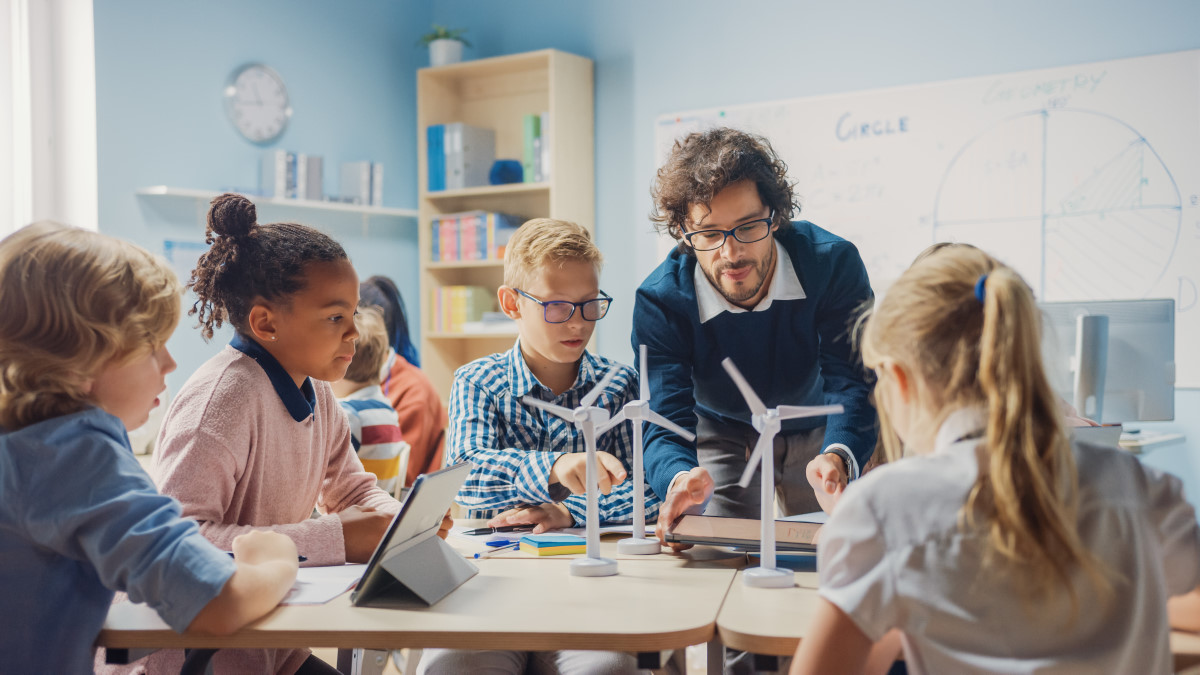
xmin=358 ymin=531 xmax=478 ymax=608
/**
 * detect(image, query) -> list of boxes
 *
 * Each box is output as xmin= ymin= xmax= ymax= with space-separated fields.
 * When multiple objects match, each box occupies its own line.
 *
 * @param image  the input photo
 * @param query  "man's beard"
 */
xmin=701 ymin=245 xmax=775 ymax=305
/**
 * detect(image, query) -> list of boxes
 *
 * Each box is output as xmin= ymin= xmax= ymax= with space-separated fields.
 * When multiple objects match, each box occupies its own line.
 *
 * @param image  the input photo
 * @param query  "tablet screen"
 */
xmin=666 ymin=514 xmax=820 ymax=552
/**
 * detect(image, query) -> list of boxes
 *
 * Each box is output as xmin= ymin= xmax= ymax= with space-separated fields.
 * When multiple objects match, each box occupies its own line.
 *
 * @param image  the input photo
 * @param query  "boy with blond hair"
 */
xmin=333 ymin=306 xmax=410 ymax=496
xmin=422 ymin=218 xmax=651 ymax=675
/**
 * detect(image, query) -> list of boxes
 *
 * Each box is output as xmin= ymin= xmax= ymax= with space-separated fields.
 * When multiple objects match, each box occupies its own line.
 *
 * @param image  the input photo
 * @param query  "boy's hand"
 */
xmin=488 ymin=503 xmax=573 ymax=533
xmin=231 ymin=530 xmax=299 ymax=567
xmin=549 ymin=451 xmax=627 ymax=495
xmin=337 ymin=505 xmax=394 ymax=562
xmin=438 ymin=509 xmax=453 ymax=540
xmin=806 ymin=453 xmax=848 ymax=514
xmin=655 ymin=467 xmax=714 ymax=551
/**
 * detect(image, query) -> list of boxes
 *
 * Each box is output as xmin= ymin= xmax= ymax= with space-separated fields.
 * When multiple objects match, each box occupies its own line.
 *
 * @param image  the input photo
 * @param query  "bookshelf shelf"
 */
xmin=423 ymin=182 xmax=549 ymax=201
xmin=427 ymin=260 xmax=506 ymax=271
xmin=427 ymin=329 xmax=519 ymax=340
xmin=137 ymin=186 xmax=418 ymax=219
xmin=418 ymin=49 xmax=594 ymax=400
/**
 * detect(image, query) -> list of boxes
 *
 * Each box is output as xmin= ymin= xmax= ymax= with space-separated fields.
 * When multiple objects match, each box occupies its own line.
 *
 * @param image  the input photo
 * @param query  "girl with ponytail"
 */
xmin=791 ymin=245 xmax=1200 ymax=674
xmin=121 ymin=194 xmax=451 ymax=675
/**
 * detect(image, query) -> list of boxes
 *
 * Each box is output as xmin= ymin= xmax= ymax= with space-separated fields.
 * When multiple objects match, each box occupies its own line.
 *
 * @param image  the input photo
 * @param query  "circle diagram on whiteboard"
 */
xmin=932 ymin=109 xmax=1181 ymax=301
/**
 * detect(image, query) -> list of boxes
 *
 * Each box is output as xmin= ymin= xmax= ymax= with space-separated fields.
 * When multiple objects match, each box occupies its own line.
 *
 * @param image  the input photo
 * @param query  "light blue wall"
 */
xmin=94 ymin=1 xmax=1200 ymax=503
xmin=427 ymin=0 xmax=1200 ymax=502
xmin=94 ymin=0 xmax=431 ymax=393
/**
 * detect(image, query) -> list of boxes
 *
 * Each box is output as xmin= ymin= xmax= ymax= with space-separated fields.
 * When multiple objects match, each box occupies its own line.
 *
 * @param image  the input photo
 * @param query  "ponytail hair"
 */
xmin=188 ymin=193 xmax=348 ymax=340
xmin=359 ymin=275 xmax=420 ymax=367
xmin=860 ymin=246 xmax=1109 ymax=607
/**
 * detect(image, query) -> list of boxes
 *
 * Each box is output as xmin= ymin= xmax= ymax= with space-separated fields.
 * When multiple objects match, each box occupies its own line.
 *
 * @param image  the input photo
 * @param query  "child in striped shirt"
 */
xmin=333 ymin=306 xmax=411 ymax=496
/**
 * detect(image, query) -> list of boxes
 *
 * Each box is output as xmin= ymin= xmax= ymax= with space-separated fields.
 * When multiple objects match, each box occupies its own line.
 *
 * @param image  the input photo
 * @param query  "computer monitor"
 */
xmin=1039 ymin=299 xmax=1175 ymax=423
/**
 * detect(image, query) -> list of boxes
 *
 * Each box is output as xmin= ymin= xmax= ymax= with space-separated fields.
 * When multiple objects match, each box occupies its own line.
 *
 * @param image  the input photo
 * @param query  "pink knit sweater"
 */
xmin=112 ymin=345 xmax=399 ymax=675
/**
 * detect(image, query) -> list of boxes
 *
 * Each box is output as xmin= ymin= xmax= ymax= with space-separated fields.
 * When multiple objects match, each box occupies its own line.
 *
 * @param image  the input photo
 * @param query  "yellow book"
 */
xmin=519 ymin=534 xmax=586 ymax=556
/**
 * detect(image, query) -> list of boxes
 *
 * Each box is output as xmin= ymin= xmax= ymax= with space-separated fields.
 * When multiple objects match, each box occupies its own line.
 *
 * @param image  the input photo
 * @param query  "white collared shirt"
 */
xmin=693 ymin=239 xmax=806 ymax=324
xmin=818 ymin=407 xmax=1200 ymax=674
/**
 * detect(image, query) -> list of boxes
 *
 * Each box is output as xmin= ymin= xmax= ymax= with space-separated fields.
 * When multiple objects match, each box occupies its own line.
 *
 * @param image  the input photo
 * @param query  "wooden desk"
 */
xmin=717 ymin=569 xmax=1200 ymax=671
xmin=100 ymin=558 xmax=736 ymax=656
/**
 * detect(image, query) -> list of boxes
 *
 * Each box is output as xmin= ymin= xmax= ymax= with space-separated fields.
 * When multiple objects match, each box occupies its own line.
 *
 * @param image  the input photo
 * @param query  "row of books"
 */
xmin=522 ymin=112 xmax=550 ymax=183
xmin=431 ymin=211 xmax=523 ymax=262
xmin=260 ymin=150 xmax=384 ymax=205
xmin=429 ymin=286 xmax=496 ymax=333
xmin=426 ymin=123 xmax=495 ymax=191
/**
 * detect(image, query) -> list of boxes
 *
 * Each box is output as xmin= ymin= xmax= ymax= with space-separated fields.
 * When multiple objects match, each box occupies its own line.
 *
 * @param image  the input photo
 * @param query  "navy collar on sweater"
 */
xmin=230 ymin=333 xmax=316 ymax=422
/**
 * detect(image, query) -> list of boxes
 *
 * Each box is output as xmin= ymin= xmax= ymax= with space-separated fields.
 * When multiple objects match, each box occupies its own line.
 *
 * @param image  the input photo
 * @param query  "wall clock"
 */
xmin=223 ymin=63 xmax=291 ymax=144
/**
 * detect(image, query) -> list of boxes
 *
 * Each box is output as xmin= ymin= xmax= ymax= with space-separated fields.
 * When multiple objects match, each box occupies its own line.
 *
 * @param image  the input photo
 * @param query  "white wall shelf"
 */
xmin=136 ymin=186 xmax=418 ymax=219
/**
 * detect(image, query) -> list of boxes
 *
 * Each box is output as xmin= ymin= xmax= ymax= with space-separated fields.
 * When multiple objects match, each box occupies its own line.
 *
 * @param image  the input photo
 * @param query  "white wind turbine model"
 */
xmin=721 ymin=357 xmax=844 ymax=588
xmin=522 ymin=368 xmax=622 ymax=577
xmin=598 ymin=344 xmax=696 ymax=554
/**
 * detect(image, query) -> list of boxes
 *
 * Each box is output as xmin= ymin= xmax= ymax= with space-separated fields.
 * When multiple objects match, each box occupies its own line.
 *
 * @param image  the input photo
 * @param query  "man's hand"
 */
xmin=437 ymin=508 xmax=453 ymax=540
xmin=655 ymin=467 xmax=714 ymax=551
xmin=549 ymin=451 xmax=627 ymax=495
xmin=337 ymin=505 xmax=394 ymax=563
xmin=806 ymin=453 xmax=848 ymax=514
xmin=488 ymin=503 xmax=574 ymax=534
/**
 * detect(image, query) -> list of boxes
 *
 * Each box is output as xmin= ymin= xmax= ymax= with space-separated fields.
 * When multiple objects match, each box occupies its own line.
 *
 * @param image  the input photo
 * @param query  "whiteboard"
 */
xmin=656 ymin=50 xmax=1200 ymax=387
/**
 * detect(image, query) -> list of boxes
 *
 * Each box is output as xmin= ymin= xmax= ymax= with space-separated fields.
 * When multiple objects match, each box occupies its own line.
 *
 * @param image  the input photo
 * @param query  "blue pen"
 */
xmin=226 ymin=551 xmax=308 ymax=563
xmin=485 ymin=538 xmax=519 ymax=547
xmin=474 ymin=541 xmax=520 ymax=559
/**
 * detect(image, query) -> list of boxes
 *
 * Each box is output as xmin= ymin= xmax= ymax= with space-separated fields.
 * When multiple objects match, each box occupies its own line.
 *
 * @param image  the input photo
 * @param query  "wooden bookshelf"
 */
xmin=418 ymin=49 xmax=594 ymax=399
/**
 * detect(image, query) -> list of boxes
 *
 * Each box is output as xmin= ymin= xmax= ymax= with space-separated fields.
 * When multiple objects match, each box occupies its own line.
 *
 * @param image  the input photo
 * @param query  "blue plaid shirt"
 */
xmin=447 ymin=340 xmax=660 ymax=524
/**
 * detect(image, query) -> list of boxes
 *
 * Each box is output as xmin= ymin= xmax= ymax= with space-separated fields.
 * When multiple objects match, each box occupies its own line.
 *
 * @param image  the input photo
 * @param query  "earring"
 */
xmin=270 ymin=336 xmax=277 ymax=341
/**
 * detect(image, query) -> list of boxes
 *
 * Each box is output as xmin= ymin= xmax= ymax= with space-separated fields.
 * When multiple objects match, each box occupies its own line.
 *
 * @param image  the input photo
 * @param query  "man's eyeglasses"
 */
xmin=683 ymin=211 xmax=775 ymax=251
xmin=514 ymin=289 xmax=612 ymax=323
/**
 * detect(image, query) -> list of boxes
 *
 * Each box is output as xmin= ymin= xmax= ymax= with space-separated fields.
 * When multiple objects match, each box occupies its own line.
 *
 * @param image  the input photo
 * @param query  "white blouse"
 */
xmin=820 ymin=408 xmax=1200 ymax=674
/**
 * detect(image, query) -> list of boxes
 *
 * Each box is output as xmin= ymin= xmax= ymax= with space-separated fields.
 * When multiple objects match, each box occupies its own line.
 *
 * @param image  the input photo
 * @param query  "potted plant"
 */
xmin=419 ymin=25 xmax=471 ymax=67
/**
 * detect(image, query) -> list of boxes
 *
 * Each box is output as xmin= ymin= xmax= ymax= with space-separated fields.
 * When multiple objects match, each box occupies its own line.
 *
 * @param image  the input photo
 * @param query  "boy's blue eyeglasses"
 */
xmin=683 ymin=210 xmax=775 ymax=251
xmin=514 ymin=289 xmax=612 ymax=323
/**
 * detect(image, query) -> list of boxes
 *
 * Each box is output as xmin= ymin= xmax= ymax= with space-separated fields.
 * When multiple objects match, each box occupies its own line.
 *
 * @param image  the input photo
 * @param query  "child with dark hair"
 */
xmin=360 ymin=274 xmax=447 ymax=485
xmin=130 ymin=194 xmax=449 ymax=675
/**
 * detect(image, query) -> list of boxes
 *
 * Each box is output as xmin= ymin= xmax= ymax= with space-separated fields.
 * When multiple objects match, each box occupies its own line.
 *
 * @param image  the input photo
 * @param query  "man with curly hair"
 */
xmin=633 ymin=128 xmax=877 ymax=546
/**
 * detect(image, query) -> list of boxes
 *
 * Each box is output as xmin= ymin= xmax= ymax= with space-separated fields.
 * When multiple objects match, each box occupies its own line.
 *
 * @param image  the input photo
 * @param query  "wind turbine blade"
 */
xmin=581 ymin=367 xmax=620 ymax=408
xmin=521 ymin=396 xmax=574 ymax=420
xmin=776 ymin=404 xmax=845 ymax=421
xmin=596 ymin=410 xmax=627 ymax=435
xmin=639 ymin=344 xmax=649 ymax=401
xmin=721 ymin=358 xmax=767 ymax=416
xmin=645 ymin=411 xmax=696 ymax=442
xmin=738 ymin=433 xmax=772 ymax=488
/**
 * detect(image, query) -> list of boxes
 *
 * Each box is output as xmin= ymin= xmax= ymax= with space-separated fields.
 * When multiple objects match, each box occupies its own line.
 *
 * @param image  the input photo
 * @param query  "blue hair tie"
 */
xmin=974 ymin=274 xmax=988 ymax=303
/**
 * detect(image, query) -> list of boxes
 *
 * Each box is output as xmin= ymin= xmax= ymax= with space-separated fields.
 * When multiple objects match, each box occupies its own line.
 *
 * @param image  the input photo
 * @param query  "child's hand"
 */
xmin=337 ymin=505 xmax=394 ymax=563
xmin=437 ymin=509 xmax=453 ymax=540
xmin=806 ymin=453 xmax=848 ymax=514
xmin=549 ymin=451 xmax=627 ymax=495
xmin=488 ymin=503 xmax=573 ymax=533
xmin=231 ymin=530 xmax=299 ymax=567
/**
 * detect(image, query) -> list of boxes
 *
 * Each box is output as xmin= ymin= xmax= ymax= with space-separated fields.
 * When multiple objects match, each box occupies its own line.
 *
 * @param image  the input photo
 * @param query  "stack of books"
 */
xmin=429 ymin=285 xmax=495 ymax=333
xmin=426 ymin=123 xmax=496 ymax=191
xmin=519 ymin=534 xmax=585 ymax=556
xmin=339 ymin=161 xmax=384 ymax=206
xmin=261 ymin=150 xmax=324 ymax=200
xmin=431 ymin=211 xmax=522 ymax=262
xmin=522 ymin=112 xmax=550 ymax=183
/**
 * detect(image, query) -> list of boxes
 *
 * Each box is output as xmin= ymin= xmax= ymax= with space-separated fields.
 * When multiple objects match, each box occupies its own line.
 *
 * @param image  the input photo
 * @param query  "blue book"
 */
xmin=427 ymin=124 xmax=445 ymax=192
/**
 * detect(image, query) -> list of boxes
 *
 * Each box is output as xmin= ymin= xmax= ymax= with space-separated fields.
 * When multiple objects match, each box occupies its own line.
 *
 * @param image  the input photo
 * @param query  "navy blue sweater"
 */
xmin=632 ymin=222 xmax=877 ymax=500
